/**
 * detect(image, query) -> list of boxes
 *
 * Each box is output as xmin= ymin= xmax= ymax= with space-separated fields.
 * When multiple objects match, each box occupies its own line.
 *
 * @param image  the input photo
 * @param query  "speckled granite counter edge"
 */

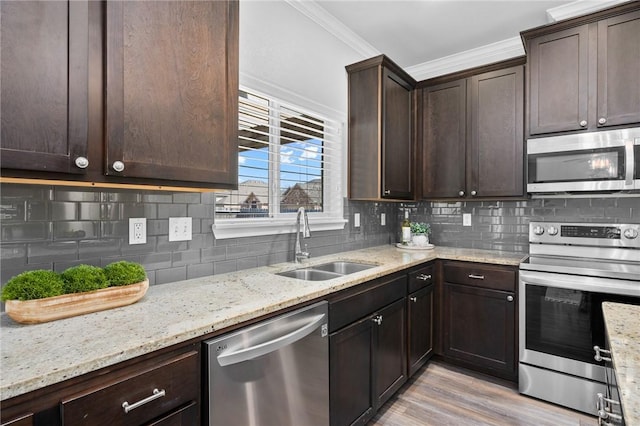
xmin=0 ymin=245 xmax=524 ymax=400
xmin=602 ymin=302 xmax=640 ymax=426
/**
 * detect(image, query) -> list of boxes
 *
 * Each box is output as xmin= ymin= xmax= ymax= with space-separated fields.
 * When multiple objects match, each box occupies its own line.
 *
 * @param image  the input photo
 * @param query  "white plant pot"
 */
xmin=412 ymin=234 xmax=428 ymax=247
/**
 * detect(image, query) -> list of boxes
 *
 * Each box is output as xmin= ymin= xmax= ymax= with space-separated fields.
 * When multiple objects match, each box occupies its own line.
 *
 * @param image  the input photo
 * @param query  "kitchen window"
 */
xmin=212 ymin=88 xmax=345 ymax=239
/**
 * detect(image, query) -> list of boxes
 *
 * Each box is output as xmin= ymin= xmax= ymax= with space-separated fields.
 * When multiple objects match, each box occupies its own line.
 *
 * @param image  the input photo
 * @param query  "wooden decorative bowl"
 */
xmin=4 ymin=279 xmax=149 ymax=324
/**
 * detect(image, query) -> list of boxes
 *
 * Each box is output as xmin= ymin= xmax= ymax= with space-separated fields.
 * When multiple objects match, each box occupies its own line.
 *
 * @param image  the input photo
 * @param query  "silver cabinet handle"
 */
xmin=112 ymin=161 xmax=125 ymax=172
xmin=598 ymin=117 xmax=607 ymax=125
xmin=458 ymin=190 xmax=465 ymax=197
xmin=217 ymin=313 xmax=325 ymax=366
xmin=122 ymin=388 xmax=165 ymax=413
xmin=507 ymin=295 xmax=514 ymax=302
xmin=417 ymin=274 xmax=432 ymax=281
xmin=470 ymin=190 xmax=477 ymax=196
xmin=410 ymin=296 xmax=418 ymax=302
xmin=372 ymin=315 xmax=383 ymax=325
xmin=74 ymin=156 xmax=89 ymax=169
xmin=596 ymin=393 xmax=622 ymax=422
xmin=580 ymin=120 xmax=587 ymax=127
xmin=383 ymin=189 xmax=390 ymax=195
xmin=594 ymin=345 xmax=612 ymax=362
xmin=468 ymin=274 xmax=484 ymax=280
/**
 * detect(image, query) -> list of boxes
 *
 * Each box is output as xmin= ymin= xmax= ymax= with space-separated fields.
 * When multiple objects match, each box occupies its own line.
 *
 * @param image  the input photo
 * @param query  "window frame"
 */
xmin=212 ymin=86 xmax=346 ymax=239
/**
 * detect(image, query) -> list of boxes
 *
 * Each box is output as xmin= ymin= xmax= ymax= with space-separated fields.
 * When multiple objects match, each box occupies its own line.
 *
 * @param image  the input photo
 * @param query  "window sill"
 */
xmin=212 ymin=216 xmax=347 ymax=240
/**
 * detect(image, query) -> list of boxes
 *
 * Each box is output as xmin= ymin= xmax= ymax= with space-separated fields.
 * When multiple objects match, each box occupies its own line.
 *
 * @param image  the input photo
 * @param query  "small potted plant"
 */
xmin=1 ymin=261 xmax=148 ymax=324
xmin=410 ymin=222 xmax=431 ymax=246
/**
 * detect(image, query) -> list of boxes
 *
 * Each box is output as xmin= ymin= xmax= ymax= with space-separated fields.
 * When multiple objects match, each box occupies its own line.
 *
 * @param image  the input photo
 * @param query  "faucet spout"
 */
xmin=295 ymin=207 xmax=311 ymax=263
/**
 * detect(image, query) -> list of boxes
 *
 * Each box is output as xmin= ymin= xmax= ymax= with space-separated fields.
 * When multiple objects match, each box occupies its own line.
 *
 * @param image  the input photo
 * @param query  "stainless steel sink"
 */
xmin=277 ymin=268 xmax=342 ymax=281
xmin=276 ymin=261 xmax=376 ymax=281
xmin=312 ymin=261 xmax=375 ymax=275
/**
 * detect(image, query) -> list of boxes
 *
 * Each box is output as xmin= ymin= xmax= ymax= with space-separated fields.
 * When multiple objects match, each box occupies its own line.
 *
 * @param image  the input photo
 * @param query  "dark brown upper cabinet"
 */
xmin=1 ymin=1 xmax=238 ymax=191
xmin=347 ymin=55 xmax=416 ymax=201
xmin=0 ymin=1 xmax=89 ymax=174
xmin=105 ymin=1 xmax=238 ymax=186
xmin=523 ymin=4 xmax=640 ymax=136
xmin=420 ymin=62 xmax=524 ymax=200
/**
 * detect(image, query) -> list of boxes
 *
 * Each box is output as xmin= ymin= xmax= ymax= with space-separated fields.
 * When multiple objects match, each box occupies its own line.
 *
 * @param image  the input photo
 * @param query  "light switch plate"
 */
xmin=169 ymin=217 xmax=192 ymax=241
xmin=463 ymin=213 xmax=472 ymax=227
xmin=381 ymin=213 xmax=386 ymax=226
xmin=129 ymin=218 xmax=147 ymax=245
xmin=354 ymin=213 xmax=360 ymax=228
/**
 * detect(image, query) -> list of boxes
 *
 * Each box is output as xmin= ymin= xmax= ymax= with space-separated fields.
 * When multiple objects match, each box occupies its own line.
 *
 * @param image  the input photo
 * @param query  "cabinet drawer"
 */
xmin=408 ymin=263 xmax=434 ymax=293
xmin=61 ymin=350 xmax=199 ymax=426
xmin=443 ymin=262 xmax=516 ymax=292
xmin=329 ymin=274 xmax=406 ymax=333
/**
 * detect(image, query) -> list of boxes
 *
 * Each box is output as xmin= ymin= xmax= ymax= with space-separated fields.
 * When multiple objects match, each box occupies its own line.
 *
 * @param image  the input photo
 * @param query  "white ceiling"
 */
xmin=307 ymin=0 xmax=626 ymax=76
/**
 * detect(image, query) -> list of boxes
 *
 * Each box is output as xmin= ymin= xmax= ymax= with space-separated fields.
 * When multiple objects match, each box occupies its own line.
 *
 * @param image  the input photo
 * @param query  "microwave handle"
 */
xmin=625 ymin=140 xmax=634 ymax=186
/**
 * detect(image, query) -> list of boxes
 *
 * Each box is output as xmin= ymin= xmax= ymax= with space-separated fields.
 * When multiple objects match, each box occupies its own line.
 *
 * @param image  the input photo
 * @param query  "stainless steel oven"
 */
xmin=519 ymin=221 xmax=640 ymax=416
xmin=527 ymin=128 xmax=640 ymax=193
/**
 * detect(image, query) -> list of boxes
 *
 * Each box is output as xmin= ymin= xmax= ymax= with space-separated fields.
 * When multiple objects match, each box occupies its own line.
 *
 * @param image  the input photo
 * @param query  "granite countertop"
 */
xmin=0 ymin=244 xmax=524 ymax=401
xmin=602 ymin=302 xmax=640 ymax=426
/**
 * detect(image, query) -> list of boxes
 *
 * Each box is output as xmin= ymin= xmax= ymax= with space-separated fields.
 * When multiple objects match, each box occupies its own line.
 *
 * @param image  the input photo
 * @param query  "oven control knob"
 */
xmin=548 ymin=226 xmax=558 ymax=236
xmin=533 ymin=226 xmax=544 ymax=236
xmin=623 ymin=228 xmax=639 ymax=239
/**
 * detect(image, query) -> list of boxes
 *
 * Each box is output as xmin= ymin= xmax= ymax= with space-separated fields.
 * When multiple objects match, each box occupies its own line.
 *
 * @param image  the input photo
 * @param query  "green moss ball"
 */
xmin=104 ymin=261 xmax=146 ymax=287
xmin=1 ymin=270 xmax=65 ymax=301
xmin=61 ymin=265 xmax=108 ymax=294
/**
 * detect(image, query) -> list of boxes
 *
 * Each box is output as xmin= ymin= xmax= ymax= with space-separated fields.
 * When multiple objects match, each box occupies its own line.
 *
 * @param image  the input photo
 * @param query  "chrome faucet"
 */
xmin=295 ymin=207 xmax=311 ymax=263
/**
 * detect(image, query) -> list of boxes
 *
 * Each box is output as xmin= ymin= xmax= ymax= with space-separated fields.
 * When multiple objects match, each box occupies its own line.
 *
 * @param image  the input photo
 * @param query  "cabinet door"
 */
xmin=0 ymin=1 xmax=88 ymax=174
xmin=597 ymin=10 xmax=640 ymax=128
xmin=381 ymin=68 xmax=413 ymax=199
xmin=330 ymin=317 xmax=374 ymax=426
xmin=373 ymin=298 xmax=407 ymax=408
xmin=421 ymin=80 xmax=466 ymax=198
xmin=443 ymin=283 xmax=516 ymax=380
xmin=105 ymin=1 xmax=238 ymax=186
xmin=528 ymin=25 xmax=589 ymax=135
xmin=408 ymin=285 xmax=434 ymax=377
xmin=468 ymin=66 xmax=524 ymax=198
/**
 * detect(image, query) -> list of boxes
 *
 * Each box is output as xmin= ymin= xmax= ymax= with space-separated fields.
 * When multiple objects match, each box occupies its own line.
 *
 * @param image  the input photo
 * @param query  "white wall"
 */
xmin=239 ymin=1 xmax=365 ymax=121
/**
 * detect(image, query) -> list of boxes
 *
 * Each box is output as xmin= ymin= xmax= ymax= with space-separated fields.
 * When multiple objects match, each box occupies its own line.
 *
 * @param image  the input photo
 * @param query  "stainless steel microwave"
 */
xmin=527 ymin=128 xmax=640 ymax=193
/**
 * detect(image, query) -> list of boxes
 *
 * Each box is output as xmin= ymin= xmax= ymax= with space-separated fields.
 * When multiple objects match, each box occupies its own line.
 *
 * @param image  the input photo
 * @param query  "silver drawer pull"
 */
xmin=594 ymin=346 xmax=612 ymax=362
xmin=468 ymin=274 xmax=485 ymax=280
xmin=122 ymin=388 xmax=166 ymax=413
xmin=417 ymin=274 xmax=432 ymax=281
xmin=410 ymin=296 xmax=418 ymax=302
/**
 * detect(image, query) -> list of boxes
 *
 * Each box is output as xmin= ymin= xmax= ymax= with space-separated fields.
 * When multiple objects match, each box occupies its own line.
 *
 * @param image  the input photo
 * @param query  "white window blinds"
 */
xmin=215 ymin=89 xmax=341 ymax=220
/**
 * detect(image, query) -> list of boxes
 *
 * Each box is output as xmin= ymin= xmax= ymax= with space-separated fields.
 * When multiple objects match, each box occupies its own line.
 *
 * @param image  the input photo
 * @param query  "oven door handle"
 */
xmin=519 ymin=270 xmax=640 ymax=297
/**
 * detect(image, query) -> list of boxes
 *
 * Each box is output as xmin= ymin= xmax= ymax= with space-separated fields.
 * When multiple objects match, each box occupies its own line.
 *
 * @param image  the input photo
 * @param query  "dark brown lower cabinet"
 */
xmin=330 ymin=316 xmax=374 ymax=426
xmin=0 ymin=344 xmax=200 ymax=426
xmin=374 ymin=298 xmax=407 ymax=408
xmin=407 ymin=284 xmax=434 ymax=376
xmin=441 ymin=261 xmax=517 ymax=381
xmin=330 ymin=298 xmax=407 ymax=426
xmin=328 ymin=271 xmax=409 ymax=426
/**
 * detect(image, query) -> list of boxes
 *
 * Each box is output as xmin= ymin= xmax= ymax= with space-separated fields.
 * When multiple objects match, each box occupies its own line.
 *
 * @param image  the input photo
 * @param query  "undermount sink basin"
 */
xmin=277 ymin=268 xmax=342 ymax=281
xmin=276 ymin=261 xmax=376 ymax=281
xmin=312 ymin=261 xmax=375 ymax=275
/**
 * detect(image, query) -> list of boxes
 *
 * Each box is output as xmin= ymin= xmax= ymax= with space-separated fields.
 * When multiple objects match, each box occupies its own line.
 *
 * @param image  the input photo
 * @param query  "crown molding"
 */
xmin=283 ymin=0 xmax=380 ymax=59
xmin=546 ymin=0 xmax=631 ymax=22
xmin=405 ymin=37 xmax=525 ymax=81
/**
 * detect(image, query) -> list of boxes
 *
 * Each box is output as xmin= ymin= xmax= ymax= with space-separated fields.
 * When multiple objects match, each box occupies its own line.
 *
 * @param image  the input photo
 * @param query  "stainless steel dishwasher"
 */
xmin=204 ymin=301 xmax=329 ymax=426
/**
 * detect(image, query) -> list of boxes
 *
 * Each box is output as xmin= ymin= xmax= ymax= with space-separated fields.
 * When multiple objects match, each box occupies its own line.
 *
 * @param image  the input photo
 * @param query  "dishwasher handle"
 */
xmin=217 ymin=313 xmax=326 ymax=366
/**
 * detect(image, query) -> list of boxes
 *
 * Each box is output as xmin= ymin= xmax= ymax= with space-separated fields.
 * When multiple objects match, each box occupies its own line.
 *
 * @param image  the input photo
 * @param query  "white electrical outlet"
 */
xmin=381 ymin=213 xmax=386 ymax=226
xmin=129 ymin=218 xmax=147 ymax=245
xmin=354 ymin=213 xmax=360 ymax=228
xmin=169 ymin=217 xmax=192 ymax=241
xmin=463 ymin=213 xmax=472 ymax=227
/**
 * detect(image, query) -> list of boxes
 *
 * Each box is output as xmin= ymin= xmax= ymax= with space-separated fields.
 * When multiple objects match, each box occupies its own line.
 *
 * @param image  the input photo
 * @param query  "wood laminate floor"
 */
xmin=370 ymin=361 xmax=597 ymax=426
